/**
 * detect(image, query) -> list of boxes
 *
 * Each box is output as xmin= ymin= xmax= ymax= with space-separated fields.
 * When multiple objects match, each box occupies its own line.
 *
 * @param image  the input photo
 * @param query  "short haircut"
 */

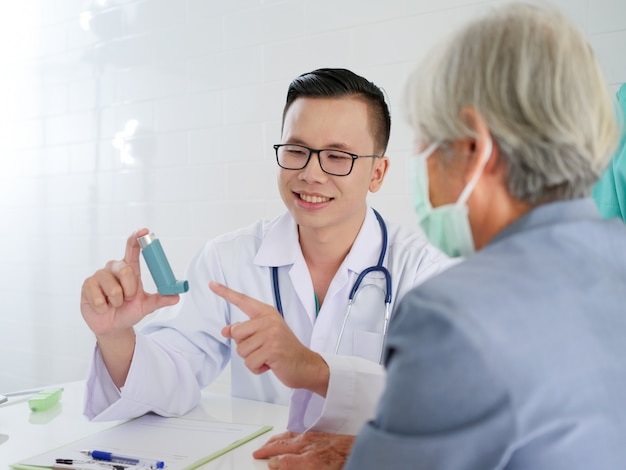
xmin=282 ymin=68 xmax=391 ymax=155
xmin=405 ymin=2 xmax=619 ymax=204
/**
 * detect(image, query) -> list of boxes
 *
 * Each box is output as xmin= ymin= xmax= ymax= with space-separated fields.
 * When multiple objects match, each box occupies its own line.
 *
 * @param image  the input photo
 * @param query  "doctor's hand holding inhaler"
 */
xmin=80 ymin=228 xmax=184 ymax=388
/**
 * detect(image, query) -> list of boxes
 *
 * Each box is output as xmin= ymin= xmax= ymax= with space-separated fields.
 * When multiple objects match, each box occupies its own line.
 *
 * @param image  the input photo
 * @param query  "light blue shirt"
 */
xmin=346 ymin=198 xmax=626 ymax=470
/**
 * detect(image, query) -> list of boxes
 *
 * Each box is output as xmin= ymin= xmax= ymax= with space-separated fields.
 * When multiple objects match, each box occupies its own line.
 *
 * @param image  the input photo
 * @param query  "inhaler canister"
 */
xmin=137 ymin=233 xmax=189 ymax=296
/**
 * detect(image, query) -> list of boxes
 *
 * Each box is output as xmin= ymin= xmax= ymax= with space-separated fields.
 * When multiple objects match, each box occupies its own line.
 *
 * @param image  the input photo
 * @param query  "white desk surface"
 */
xmin=0 ymin=380 xmax=288 ymax=470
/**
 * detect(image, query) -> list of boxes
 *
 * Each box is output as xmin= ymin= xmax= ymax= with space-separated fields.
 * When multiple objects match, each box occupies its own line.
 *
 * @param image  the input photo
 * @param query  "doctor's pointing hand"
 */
xmin=210 ymin=281 xmax=330 ymax=398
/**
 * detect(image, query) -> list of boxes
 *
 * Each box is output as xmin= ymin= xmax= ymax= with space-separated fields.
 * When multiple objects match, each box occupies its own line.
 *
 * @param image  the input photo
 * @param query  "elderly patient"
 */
xmin=253 ymin=2 xmax=626 ymax=469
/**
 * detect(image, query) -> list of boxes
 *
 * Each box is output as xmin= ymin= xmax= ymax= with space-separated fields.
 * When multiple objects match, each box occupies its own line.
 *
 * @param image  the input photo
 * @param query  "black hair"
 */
xmin=282 ymin=68 xmax=391 ymax=154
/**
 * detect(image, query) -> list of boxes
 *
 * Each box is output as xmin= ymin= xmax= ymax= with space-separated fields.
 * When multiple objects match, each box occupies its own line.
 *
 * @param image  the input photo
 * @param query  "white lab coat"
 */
xmin=84 ymin=208 xmax=454 ymax=434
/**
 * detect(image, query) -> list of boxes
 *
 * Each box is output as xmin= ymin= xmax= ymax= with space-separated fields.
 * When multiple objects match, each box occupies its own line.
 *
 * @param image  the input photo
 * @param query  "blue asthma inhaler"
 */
xmin=137 ymin=233 xmax=189 ymax=296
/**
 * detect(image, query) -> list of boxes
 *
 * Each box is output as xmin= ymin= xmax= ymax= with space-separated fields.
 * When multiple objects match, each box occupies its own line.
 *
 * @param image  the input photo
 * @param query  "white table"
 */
xmin=0 ymin=380 xmax=288 ymax=469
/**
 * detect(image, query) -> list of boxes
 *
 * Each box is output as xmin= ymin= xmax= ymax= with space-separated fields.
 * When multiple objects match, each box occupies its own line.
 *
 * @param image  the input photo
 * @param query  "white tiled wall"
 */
xmin=1 ymin=0 xmax=624 ymax=392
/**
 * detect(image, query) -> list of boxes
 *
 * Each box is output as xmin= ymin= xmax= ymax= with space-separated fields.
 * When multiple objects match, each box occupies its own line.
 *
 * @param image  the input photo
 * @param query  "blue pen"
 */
xmin=81 ymin=450 xmax=165 ymax=469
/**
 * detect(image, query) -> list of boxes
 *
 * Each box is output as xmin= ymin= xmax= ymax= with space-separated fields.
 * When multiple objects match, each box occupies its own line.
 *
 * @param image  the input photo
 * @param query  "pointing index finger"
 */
xmin=209 ymin=281 xmax=270 ymax=319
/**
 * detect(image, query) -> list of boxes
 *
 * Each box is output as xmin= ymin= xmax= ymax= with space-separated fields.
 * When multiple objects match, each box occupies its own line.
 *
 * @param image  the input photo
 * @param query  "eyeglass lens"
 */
xmin=276 ymin=145 xmax=354 ymax=176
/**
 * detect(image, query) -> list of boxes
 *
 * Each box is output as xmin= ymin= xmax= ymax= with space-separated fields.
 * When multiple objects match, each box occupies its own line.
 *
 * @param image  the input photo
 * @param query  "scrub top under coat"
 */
xmin=593 ymin=83 xmax=626 ymax=221
xmin=84 ymin=208 xmax=454 ymax=434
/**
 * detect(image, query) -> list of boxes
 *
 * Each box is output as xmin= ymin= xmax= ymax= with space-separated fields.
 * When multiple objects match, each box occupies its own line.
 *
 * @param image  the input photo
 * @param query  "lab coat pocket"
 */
xmin=353 ymin=330 xmax=383 ymax=363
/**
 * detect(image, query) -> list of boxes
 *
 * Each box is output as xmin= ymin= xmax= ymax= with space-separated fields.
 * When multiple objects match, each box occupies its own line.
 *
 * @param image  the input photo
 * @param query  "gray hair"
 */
xmin=405 ymin=2 xmax=620 ymax=204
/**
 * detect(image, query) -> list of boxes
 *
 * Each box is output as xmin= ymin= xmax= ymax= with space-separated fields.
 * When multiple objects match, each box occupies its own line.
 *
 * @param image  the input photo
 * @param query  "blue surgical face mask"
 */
xmin=410 ymin=139 xmax=492 ymax=257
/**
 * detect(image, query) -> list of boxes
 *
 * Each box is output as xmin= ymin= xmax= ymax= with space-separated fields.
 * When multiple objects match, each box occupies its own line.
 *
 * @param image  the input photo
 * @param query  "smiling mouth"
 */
xmin=298 ymin=193 xmax=331 ymax=203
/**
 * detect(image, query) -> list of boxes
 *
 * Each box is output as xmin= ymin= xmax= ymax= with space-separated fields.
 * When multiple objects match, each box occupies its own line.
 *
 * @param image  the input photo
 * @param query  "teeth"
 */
xmin=300 ymin=193 xmax=330 ymax=203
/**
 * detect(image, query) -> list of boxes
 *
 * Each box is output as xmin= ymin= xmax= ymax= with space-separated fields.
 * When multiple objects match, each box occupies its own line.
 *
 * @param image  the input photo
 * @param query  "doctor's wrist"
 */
xmin=302 ymin=353 xmax=330 ymax=398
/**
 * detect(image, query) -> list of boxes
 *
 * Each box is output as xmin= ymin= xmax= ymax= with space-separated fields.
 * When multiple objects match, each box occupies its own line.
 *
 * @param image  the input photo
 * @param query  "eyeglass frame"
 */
xmin=273 ymin=143 xmax=381 ymax=176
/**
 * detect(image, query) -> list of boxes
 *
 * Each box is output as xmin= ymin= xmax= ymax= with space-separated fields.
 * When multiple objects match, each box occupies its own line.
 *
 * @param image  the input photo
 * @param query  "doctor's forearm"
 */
xmin=96 ymin=327 xmax=136 ymax=389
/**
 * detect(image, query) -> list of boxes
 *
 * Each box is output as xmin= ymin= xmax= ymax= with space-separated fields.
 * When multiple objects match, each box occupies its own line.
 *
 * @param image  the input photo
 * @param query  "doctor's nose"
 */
xmin=298 ymin=151 xmax=328 ymax=183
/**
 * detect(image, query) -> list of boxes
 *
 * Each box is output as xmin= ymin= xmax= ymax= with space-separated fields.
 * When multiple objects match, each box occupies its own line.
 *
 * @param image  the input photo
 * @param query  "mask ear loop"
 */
xmin=455 ymin=138 xmax=493 ymax=207
xmin=420 ymin=141 xmax=440 ymax=159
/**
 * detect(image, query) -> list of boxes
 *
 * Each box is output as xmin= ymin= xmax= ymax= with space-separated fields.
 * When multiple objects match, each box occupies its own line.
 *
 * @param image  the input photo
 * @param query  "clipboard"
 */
xmin=11 ymin=414 xmax=273 ymax=470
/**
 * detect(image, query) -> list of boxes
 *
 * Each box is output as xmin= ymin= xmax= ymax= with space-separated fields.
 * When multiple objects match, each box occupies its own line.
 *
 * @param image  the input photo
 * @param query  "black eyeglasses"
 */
xmin=274 ymin=144 xmax=381 ymax=176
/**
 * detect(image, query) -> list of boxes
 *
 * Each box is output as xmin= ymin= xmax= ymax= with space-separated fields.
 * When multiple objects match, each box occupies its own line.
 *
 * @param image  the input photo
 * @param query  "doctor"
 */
xmin=80 ymin=68 xmax=452 ymax=434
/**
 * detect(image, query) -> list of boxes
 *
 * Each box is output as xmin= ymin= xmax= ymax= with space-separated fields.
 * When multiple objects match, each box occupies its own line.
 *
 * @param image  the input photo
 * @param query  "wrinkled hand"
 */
xmin=81 ymin=228 xmax=180 ymax=338
xmin=253 ymin=431 xmax=355 ymax=470
xmin=209 ymin=281 xmax=329 ymax=396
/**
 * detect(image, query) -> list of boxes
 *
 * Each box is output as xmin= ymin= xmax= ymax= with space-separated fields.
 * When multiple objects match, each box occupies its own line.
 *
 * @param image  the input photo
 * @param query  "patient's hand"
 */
xmin=253 ymin=431 xmax=355 ymax=469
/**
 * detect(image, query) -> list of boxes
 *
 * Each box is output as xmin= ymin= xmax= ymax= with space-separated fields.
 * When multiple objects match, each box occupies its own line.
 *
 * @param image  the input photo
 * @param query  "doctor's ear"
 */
xmin=368 ymin=156 xmax=390 ymax=193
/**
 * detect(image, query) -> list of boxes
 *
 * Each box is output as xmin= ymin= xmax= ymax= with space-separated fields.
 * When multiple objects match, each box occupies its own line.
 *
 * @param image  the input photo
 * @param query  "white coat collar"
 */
xmin=344 ymin=207 xmax=387 ymax=277
xmin=254 ymin=212 xmax=301 ymax=268
xmin=253 ymin=208 xmax=386 ymax=275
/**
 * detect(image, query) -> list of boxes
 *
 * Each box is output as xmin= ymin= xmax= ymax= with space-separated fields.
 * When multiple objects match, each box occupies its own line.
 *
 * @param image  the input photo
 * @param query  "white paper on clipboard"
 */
xmin=12 ymin=414 xmax=272 ymax=470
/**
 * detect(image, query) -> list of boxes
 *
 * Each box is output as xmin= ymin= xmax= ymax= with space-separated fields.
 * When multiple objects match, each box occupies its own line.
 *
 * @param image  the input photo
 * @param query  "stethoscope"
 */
xmin=271 ymin=208 xmax=392 ymax=364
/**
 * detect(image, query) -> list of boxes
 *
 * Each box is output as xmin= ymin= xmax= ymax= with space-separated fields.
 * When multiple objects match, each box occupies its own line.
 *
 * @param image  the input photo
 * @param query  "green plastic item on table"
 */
xmin=28 ymin=388 xmax=63 ymax=412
